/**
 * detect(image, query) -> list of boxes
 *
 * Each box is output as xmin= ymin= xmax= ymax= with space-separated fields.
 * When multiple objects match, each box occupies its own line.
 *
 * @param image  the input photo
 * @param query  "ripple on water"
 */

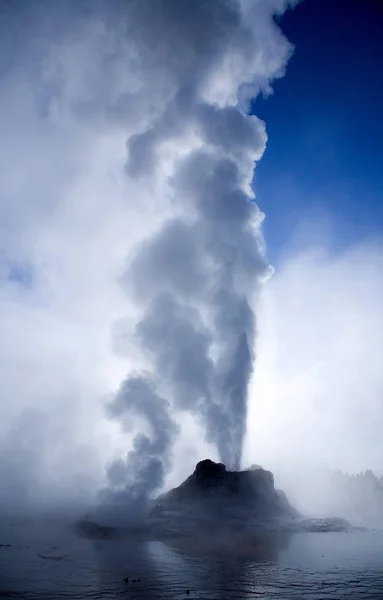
xmin=1 ymin=522 xmax=383 ymax=599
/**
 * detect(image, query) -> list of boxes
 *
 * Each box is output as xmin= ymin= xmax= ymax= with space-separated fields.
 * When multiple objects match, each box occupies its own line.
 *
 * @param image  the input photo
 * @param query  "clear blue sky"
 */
xmin=252 ymin=0 xmax=383 ymax=263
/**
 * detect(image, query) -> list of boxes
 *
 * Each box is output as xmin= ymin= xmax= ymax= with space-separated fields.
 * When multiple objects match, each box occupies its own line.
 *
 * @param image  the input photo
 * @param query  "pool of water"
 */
xmin=1 ymin=520 xmax=383 ymax=599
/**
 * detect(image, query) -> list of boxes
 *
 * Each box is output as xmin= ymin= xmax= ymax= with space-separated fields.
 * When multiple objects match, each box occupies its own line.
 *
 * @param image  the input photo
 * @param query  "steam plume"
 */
xmin=0 ymin=0 xmax=295 ymax=515
xmin=102 ymin=0 xmax=295 ymax=513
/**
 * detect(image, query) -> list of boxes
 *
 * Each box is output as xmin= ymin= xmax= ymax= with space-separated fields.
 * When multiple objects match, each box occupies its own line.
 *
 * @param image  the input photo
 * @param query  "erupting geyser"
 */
xmin=0 ymin=0 xmax=296 ymax=518
xmin=99 ymin=0 xmax=295 ymax=519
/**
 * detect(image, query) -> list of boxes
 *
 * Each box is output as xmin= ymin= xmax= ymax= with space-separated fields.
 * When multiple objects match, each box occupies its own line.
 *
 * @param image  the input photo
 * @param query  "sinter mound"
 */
xmin=152 ymin=459 xmax=299 ymax=522
xmin=74 ymin=460 xmax=352 ymax=539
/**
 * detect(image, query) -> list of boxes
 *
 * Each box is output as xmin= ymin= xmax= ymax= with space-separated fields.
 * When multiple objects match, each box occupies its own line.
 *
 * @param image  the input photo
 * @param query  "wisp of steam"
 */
xmin=0 ymin=0 xmax=296 ymax=522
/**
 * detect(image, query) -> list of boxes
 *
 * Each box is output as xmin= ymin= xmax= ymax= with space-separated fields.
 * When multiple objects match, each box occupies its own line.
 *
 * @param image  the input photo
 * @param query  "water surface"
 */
xmin=1 ymin=520 xmax=382 ymax=599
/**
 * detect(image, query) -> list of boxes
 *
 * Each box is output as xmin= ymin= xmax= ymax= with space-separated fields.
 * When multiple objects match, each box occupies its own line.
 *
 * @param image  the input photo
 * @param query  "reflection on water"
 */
xmin=162 ymin=530 xmax=292 ymax=560
xmin=1 ymin=519 xmax=383 ymax=599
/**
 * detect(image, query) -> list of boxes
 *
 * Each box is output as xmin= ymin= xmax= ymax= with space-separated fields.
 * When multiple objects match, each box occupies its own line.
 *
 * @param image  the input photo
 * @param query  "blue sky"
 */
xmin=252 ymin=0 xmax=383 ymax=263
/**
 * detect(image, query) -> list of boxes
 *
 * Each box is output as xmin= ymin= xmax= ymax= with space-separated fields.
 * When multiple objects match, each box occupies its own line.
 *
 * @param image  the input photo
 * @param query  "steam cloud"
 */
xmin=243 ymin=234 xmax=383 ymax=526
xmin=0 ymin=0 xmax=295 ymax=518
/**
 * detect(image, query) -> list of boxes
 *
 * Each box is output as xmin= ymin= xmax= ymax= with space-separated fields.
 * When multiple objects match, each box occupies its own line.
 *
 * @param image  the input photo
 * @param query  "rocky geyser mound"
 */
xmin=74 ymin=459 xmax=353 ymax=539
xmin=150 ymin=459 xmax=299 ymax=533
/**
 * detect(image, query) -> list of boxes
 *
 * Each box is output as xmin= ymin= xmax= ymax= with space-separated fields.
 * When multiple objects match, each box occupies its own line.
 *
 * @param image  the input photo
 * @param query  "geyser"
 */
xmin=101 ymin=0 xmax=296 ymax=517
xmin=0 ymin=0 xmax=296 ymax=517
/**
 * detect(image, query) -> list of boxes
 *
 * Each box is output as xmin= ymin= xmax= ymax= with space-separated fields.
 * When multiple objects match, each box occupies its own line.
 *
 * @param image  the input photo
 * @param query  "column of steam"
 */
xmin=97 ymin=0 xmax=287 ymax=522
xmin=100 ymin=104 xmax=269 ymax=523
